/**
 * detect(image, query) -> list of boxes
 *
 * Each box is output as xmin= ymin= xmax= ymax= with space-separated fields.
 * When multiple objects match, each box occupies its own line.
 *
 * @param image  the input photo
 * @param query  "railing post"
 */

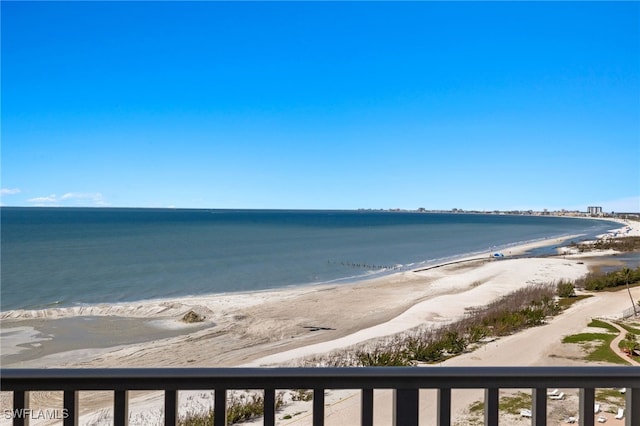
xmin=12 ymin=390 xmax=29 ymax=426
xmin=164 ymin=390 xmax=177 ymax=426
xmin=437 ymin=388 xmax=451 ymax=426
xmin=484 ymin=388 xmax=499 ymax=426
xmin=532 ymin=388 xmax=546 ymax=426
xmin=313 ymin=388 xmax=325 ymax=426
xmin=393 ymin=389 xmax=419 ymax=426
xmin=361 ymin=388 xmax=373 ymax=426
xmin=114 ymin=390 xmax=129 ymax=426
xmin=214 ymin=388 xmax=227 ymax=426
xmin=63 ymin=390 xmax=78 ymax=426
xmin=626 ymin=388 xmax=639 ymax=426
xmin=264 ymin=389 xmax=275 ymax=426
xmin=579 ymin=388 xmax=595 ymax=426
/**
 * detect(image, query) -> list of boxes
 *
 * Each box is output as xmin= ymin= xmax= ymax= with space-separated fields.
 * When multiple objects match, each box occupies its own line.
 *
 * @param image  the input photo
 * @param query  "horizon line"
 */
xmin=2 ymin=205 xmax=638 ymax=214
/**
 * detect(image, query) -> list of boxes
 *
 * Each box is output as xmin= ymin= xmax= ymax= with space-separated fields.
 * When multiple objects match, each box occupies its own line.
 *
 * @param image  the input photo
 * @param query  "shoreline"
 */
xmin=0 ymin=234 xmax=577 ymax=367
xmin=1 ymin=221 xmax=635 ymax=369
xmin=0 ymin=215 xmax=620 ymax=317
xmin=1 ymin=219 xmax=639 ymax=425
xmin=0 ymin=226 xmax=609 ymax=321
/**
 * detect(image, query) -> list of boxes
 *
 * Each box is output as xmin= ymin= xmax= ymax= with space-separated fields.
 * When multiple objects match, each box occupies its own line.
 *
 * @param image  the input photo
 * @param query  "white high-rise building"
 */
xmin=587 ymin=206 xmax=603 ymax=215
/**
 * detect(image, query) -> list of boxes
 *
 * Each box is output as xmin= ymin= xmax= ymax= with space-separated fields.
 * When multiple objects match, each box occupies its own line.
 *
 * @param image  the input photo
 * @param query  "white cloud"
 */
xmin=1 ymin=188 xmax=21 ymax=196
xmin=60 ymin=192 xmax=108 ymax=205
xmin=27 ymin=194 xmax=59 ymax=205
xmin=27 ymin=192 xmax=108 ymax=207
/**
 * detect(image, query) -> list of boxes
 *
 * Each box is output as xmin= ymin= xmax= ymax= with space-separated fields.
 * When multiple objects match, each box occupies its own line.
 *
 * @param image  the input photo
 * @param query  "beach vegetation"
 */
xmin=499 ymin=392 xmax=532 ymax=415
xmin=282 ymin=412 xmax=303 ymax=420
xmin=182 ymin=310 xmax=205 ymax=323
xmin=574 ymin=267 xmax=640 ymax=292
xmin=309 ymin=284 xmax=560 ymax=367
xmin=619 ymin=334 xmax=638 ymax=353
xmin=557 ymin=294 xmax=591 ymax=310
xmin=562 ymin=332 xmax=610 ymax=344
xmin=406 ymin=336 xmax=445 ymax=363
xmin=569 ymin=236 xmax=640 ymax=253
xmin=466 ymin=392 xmax=531 ymax=418
xmin=469 ymin=400 xmax=484 ymax=413
xmin=179 ymin=392 xmax=284 ymax=426
xmin=589 ymin=319 xmax=618 ymax=333
xmin=616 ymin=322 xmax=640 ymax=334
xmin=595 ymin=388 xmax=626 ymax=406
xmin=621 ymin=267 xmax=639 ymax=316
xmin=356 ymin=347 xmax=411 ymax=367
xmin=562 ymin=328 xmax=628 ymax=365
xmin=618 ymin=330 xmax=640 ymax=359
xmin=556 ymin=280 xmax=575 ymax=298
xmin=440 ymin=330 xmax=467 ymax=354
xmin=292 ymin=389 xmax=313 ymax=402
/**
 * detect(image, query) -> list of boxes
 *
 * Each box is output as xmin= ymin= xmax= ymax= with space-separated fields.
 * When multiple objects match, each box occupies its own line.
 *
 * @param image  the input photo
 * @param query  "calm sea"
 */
xmin=0 ymin=208 xmax=618 ymax=312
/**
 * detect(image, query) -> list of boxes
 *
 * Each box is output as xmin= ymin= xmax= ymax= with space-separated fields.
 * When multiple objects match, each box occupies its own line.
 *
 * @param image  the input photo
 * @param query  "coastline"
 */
xmin=0 ymin=216 xmax=635 ymax=369
xmin=0 ymin=233 xmax=592 ymax=368
xmin=0 ymin=213 xmax=622 ymax=321
xmin=1 ymin=217 xmax=638 ymax=425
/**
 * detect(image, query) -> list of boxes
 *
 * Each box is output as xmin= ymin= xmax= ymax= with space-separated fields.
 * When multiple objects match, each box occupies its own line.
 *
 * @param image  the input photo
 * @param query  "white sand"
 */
xmin=245 ymin=256 xmax=589 ymax=367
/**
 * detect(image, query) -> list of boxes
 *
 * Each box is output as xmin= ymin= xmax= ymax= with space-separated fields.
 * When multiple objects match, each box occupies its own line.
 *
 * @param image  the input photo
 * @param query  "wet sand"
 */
xmin=1 ymin=316 xmax=209 ymax=364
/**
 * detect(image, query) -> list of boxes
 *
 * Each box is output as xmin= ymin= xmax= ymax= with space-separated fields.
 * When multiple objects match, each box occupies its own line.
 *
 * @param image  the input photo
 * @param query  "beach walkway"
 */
xmin=602 ymin=319 xmax=640 ymax=366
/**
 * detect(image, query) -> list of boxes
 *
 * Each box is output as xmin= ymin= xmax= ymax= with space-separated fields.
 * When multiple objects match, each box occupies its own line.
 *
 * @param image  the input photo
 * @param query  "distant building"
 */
xmin=587 ymin=206 xmax=603 ymax=216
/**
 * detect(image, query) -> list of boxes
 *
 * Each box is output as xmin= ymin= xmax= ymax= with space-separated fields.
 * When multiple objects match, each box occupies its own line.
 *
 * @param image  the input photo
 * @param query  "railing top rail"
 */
xmin=2 ymin=367 xmax=639 ymax=392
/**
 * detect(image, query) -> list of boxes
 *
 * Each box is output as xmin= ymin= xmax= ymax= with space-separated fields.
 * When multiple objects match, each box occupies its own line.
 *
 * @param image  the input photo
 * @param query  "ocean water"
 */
xmin=0 ymin=207 xmax=618 ymax=312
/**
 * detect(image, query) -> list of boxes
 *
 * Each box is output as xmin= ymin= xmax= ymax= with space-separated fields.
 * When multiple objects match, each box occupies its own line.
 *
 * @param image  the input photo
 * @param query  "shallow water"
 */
xmin=0 ymin=316 xmax=208 ymax=366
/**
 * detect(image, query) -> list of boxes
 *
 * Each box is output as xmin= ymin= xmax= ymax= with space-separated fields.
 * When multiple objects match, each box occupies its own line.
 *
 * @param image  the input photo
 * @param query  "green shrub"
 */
xmin=356 ymin=348 xmax=410 ymax=366
xmin=406 ymin=337 xmax=445 ymax=363
xmin=440 ymin=330 xmax=467 ymax=354
xmin=179 ymin=392 xmax=284 ymax=426
xmin=572 ymin=236 xmax=640 ymax=252
xmin=557 ymin=280 xmax=575 ymax=298
xmin=575 ymin=267 xmax=640 ymax=291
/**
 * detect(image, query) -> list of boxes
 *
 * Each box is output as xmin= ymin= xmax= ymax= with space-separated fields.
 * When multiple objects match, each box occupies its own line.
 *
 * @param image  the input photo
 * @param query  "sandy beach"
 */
xmin=0 ymin=233 xmax=601 ymax=369
xmin=1 ymin=217 xmax=639 ymax=425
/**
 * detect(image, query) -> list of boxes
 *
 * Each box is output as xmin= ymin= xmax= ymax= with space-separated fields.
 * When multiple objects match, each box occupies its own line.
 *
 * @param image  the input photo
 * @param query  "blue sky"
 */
xmin=2 ymin=2 xmax=639 ymax=212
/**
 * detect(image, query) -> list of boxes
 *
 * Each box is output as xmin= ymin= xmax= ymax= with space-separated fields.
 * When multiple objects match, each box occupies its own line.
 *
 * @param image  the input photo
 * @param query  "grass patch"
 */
xmin=589 ymin=319 xmax=619 ymax=333
xmin=469 ymin=400 xmax=484 ymax=413
xmin=467 ymin=393 xmax=531 ymax=417
xmin=499 ymin=392 xmax=532 ymax=415
xmin=588 ymin=339 xmax=630 ymax=365
xmin=562 ymin=331 xmax=628 ymax=365
xmin=616 ymin=322 xmax=640 ymax=334
xmin=557 ymin=294 xmax=592 ymax=310
xmin=562 ymin=333 xmax=611 ymax=344
xmin=596 ymin=388 xmax=626 ymax=406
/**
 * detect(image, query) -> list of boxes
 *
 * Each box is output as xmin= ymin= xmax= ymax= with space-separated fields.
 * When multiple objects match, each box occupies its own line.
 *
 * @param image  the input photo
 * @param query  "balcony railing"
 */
xmin=1 ymin=367 xmax=639 ymax=426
